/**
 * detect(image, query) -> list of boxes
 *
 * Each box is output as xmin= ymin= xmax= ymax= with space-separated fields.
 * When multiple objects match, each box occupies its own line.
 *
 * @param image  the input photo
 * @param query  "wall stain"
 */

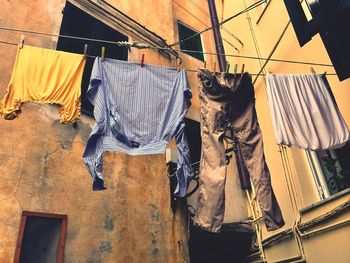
xmin=76 ymin=120 xmax=93 ymax=142
xmin=100 ymin=241 xmax=112 ymax=253
xmin=149 ymin=204 xmax=160 ymax=222
xmin=87 ymin=241 xmax=112 ymax=263
xmin=104 ymin=215 xmax=114 ymax=231
xmin=51 ymin=120 xmax=78 ymax=150
xmin=150 ymin=231 xmax=160 ymax=257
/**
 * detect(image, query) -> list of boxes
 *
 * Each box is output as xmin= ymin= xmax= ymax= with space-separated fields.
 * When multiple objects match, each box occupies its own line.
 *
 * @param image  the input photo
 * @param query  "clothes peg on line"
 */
xmin=240 ymin=64 xmax=245 ymax=81
xmin=83 ymin=44 xmax=88 ymax=59
xmin=203 ymin=61 xmax=207 ymax=69
xmin=19 ymin=34 xmax=25 ymax=49
xmin=233 ymin=64 xmax=238 ymax=75
xmin=310 ymin=67 xmax=316 ymax=75
xmin=225 ymin=62 xmax=230 ymax=73
xmin=241 ymin=64 xmax=245 ymax=75
xmin=213 ymin=62 xmax=217 ymax=72
xmin=176 ymin=57 xmax=182 ymax=72
xmin=233 ymin=64 xmax=238 ymax=87
xmin=101 ymin=46 xmax=105 ymax=63
xmin=140 ymin=54 xmax=145 ymax=67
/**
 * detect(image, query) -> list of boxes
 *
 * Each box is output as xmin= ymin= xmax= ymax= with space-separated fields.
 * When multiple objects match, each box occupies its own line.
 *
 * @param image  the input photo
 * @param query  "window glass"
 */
xmin=178 ymin=22 xmax=204 ymax=61
xmin=20 ymin=217 xmax=61 ymax=263
xmin=316 ymin=143 xmax=350 ymax=196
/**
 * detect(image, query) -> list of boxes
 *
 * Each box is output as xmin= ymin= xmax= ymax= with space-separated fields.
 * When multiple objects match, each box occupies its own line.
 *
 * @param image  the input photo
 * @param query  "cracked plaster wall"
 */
xmin=0 ymin=0 xmax=189 ymax=262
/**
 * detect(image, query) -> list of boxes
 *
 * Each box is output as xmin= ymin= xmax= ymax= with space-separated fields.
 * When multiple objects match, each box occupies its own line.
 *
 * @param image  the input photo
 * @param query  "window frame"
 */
xmin=302 ymin=149 xmax=350 ymax=213
xmin=13 ymin=211 xmax=68 ymax=263
xmin=177 ymin=20 xmax=205 ymax=61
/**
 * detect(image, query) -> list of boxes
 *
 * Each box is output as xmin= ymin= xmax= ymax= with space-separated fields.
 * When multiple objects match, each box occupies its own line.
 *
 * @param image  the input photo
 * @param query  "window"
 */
xmin=177 ymin=22 xmax=204 ymax=61
xmin=57 ymin=1 xmax=128 ymax=116
xmin=14 ymin=211 xmax=67 ymax=263
xmin=306 ymin=142 xmax=350 ymax=200
xmin=316 ymin=143 xmax=350 ymax=196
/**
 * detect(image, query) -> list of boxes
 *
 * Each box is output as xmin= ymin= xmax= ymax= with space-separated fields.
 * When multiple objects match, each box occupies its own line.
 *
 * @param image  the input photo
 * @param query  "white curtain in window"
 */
xmin=266 ymin=74 xmax=350 ymax=150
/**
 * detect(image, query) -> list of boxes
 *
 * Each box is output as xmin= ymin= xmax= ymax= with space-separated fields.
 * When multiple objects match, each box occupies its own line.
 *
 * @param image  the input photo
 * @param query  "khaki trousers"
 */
xmin=194 ymin=69 xmax=285 ymax=233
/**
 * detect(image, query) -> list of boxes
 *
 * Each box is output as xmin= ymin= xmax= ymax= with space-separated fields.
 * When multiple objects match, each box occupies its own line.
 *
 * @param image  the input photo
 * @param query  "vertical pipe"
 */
xmin=208 ymin=0 xmax=226 ymax=71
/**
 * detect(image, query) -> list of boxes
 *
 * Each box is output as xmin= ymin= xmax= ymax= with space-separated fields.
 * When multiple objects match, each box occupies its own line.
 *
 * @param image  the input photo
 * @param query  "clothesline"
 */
xmin=0 ymin=40 xmax=338 ymax=76
xmin=0 ymin=26 xmax=335 ymax=67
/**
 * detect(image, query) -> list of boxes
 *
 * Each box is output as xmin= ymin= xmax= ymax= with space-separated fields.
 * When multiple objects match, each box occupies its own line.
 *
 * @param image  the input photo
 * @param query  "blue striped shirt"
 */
xmin=83 ymin=58 xmax=193 ymax=197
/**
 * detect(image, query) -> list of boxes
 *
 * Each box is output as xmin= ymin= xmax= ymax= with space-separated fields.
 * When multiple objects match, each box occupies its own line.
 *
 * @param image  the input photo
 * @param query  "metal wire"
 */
xmin=173 ymin=0 xmax=239 ymax=52
xmin=169 ymin=0 xmax=266 ymax=47
xmin=0 ymin=39 xmax=337 ymax=76
xmin=186 ymin=0 xmax=244 ymax=46
xmin=0 ymin=26 xmax=336 ymax=68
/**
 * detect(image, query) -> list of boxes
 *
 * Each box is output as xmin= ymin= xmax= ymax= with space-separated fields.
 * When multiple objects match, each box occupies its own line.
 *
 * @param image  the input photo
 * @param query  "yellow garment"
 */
xmin=0 ymin=45 xmax=86 ymax=124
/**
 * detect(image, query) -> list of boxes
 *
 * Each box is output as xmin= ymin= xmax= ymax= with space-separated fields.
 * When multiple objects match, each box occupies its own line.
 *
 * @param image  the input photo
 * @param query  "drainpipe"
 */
xmin=208 ymin=0 xmax=226 ymax=71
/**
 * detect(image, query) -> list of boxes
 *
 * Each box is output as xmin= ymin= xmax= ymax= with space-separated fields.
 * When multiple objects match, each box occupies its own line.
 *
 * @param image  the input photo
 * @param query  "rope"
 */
xmin=0 ymin=40 xmax=338 ymax=77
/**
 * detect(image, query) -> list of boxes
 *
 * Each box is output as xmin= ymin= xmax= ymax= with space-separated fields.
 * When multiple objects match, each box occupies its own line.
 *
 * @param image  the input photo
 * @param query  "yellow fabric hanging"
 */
xmin=0 ymin=45 xmax=86 ymax=124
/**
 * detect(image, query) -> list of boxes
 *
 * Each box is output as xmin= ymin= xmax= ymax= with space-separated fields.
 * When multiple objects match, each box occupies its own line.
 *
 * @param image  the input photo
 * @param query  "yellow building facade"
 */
xmin=220 ymin=0 xmax=350 ymax=262
xmin=0 ymin=0 xmax=349 ymax=262
xmin=0 ymin=0 xmax=215 ymax=262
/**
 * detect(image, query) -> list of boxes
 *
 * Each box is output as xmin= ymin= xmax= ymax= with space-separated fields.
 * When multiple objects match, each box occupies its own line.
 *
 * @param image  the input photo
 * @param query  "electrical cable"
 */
xmin=187 ymin=0 xmax=244 ymax=46
xmin=169 ymin=0 xmax=266 ymax=47
xmin=253 ymin=21 xmax=291 ymax=84
xmin=173 ymin=0 xmax=239 ymax=52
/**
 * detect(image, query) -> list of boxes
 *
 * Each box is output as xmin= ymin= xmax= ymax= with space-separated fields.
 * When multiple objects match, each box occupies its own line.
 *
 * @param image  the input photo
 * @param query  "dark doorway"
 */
xmin=14 ymin=211 xmax=67 ymax=263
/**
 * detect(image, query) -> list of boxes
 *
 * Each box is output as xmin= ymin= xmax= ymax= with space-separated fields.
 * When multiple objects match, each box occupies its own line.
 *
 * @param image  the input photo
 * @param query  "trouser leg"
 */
xmin=194 ymin=95 xmax=227 ymax=233
xmin=235 ymin=105 xmax=285 ymax=231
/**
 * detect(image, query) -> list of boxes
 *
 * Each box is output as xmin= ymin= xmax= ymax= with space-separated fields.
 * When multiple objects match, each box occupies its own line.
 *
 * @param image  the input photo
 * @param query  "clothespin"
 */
xmin=233 ymin=64 xmax=238 ymax=86
xmin=239 ymin=64 xmax=245 ymax=80
xmin=101 ymin=46 xmax=105 ymax=63
xmin=213 ymin=62 xmax=217 ymax=72
xmin=176 ymin=57 xmax=182 ymax=72
xmin=310 ymin=67 xmax=316 ymax=75
xmin=241 ymin=64 xmax=245 ymax=75
xmin=19 ymin=34 xmax=25 ymax=49
xmin=83 ymin=44 xmax=88 ymax=59
xmin=140 ymin=54 xmax=145 ymax=67
xmin=203 ymin=61 xmax=207 ymax=69
xmin=225 ymin=62 xmax=230 ymax=73
xmin=233 ymin=64 xmax=238 ymax=75
xmin=268 ymin=67 xmax=273 ymax=74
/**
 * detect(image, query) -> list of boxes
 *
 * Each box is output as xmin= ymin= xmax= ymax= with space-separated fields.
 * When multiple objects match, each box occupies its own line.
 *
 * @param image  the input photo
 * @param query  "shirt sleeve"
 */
xmin=172 ymin=70 xmax=193 ymax=197
xmin=173 ymin=120 xmax=193 ymax=197
xmin=83 ymin=57 xmax=107 ymax=191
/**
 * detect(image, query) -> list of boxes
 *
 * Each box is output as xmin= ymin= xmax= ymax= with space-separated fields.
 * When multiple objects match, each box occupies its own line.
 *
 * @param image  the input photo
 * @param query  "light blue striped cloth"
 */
xmin=83 ymin=57 xmax=193 ymax=197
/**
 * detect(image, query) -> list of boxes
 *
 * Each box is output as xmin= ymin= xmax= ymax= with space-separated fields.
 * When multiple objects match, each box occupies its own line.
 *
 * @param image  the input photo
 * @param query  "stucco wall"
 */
xmin=222 ymin=0 xmax=350 ymax=262
xmin=0 ymin=0 xmax=220 ymax=262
